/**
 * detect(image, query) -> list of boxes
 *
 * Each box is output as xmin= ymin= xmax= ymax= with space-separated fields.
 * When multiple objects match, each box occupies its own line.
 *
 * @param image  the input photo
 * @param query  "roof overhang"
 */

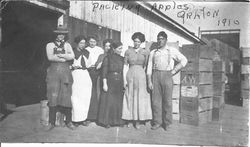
xmin=22 ymin=0 xmax=69 ymax=14
xmin=135 ymin=1 xmax=205 ymax=44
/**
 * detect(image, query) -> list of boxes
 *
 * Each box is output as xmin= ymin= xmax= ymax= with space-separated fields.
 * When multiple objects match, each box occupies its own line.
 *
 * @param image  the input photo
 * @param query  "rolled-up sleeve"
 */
xmin=147 ymin=51 xmax=154 ymax=75
xmin=173 ymin=49 xmax=188 ymax=67
xmin=64 ymin=43 xmax=75 ymax=60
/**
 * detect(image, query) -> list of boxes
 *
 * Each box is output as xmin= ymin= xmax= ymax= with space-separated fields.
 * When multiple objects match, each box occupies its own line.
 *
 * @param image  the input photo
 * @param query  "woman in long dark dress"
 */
xmin=97 ymin=41 xmax=125 ymax=128
xmin=95 ymin=39 xmax=113 ymax=99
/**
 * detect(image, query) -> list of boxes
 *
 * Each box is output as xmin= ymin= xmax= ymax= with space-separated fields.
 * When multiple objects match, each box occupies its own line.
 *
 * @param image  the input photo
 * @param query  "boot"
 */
xmin=46 ymin=106 xmax=57 ymax=131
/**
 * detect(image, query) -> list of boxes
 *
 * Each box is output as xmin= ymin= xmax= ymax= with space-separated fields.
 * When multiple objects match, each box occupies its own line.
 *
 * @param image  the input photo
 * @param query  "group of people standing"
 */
xmin=45 ymin=27 xmax=187 ymax=132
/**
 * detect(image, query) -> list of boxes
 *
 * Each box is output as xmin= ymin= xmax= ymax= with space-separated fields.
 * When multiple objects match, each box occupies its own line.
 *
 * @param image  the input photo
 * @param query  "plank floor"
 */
xmin=0 ymin=103 xmax=248 ymax=146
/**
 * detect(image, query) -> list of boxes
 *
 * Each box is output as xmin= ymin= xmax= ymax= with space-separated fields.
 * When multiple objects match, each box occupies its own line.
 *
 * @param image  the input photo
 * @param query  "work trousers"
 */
xmin=152 ymin=70 xmax=173 ymax=126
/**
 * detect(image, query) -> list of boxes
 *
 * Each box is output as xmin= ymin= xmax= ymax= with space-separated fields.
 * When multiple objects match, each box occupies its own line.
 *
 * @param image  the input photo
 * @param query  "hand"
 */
xmin=57 ymin=54 xmax=65 ymax=58
xmin=123 ymin=82 xmax=127 ymax=89
xmin=171 ymin=69 xmax=176 ymax=76
xmin=103 ymin=83 xmax=108 ymax=92
xmin=96 ymin=62 xmax=102 ymax=70
xmin=148 ymin=82 xmax=153 ymax=90
xmin=72 ymin=65 xmax=82 ymax=69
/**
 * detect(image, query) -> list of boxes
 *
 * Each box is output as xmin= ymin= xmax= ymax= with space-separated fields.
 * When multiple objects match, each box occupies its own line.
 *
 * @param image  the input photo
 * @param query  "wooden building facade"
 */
xmin=67 ymin=1 xmax=201 ymax=49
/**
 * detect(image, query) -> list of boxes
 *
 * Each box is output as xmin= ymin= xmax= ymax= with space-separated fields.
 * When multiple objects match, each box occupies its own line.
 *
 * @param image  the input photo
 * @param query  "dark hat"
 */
xmin=53 ymin=26 xmax=69 ymax=34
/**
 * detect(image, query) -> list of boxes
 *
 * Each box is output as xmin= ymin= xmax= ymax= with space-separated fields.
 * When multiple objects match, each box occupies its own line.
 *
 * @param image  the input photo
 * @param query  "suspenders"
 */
xmin=152 ymin=48 xmax=171 ymax=70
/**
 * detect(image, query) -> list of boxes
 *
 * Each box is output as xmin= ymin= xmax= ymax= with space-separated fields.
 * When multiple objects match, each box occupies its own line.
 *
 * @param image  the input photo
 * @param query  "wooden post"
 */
xmin=241 ymin=47 xmax=250 ymax=109
xmin=0 ymin=2 xmax=3 ymax=118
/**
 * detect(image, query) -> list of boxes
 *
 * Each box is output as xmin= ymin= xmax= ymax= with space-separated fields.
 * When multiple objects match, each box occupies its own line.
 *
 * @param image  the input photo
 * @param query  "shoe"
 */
xmin=73 ymin=122 xmax=80 ymax=127
xmin=162 ymin=124 xmax=170 ymax=131
xmin=151 ymin=124 xmax=161 ymax=130
xmin=134 ymin=122 xmax=140 ymax=129
xmin=83 ymin=120 xmax=91 ymax=126
xmin=105 ymin=125 xmax=111 ymax=128
xmin=45 ymin=124 xmax=55 ymax=132
xmin=66 ymin=122 xmax=76 ymax=130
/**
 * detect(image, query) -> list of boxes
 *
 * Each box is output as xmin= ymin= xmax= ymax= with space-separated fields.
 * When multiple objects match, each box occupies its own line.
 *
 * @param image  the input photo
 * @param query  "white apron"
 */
xmin=71 ymin=55 xmax=92 ymax=122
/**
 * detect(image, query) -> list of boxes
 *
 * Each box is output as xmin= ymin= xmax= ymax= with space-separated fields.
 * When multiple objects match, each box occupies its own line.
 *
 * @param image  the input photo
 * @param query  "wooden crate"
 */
xmin=181 ymin=44 xmax=214 ymax=60
xmin=213 ymin=72 xmax=225 ymax=82
xmin=242 ymin=47 xmax=250 ymax=58
xmin=212 ymin=107 xmax=222 ymax=121
xmin=173 ymin=72 xmax=180 ymax=85
xmin=210 ymin=39 xmax=229 ymax=61
xmin=213 ymin=96 xmax=224 ymax=108
xmin=213 ymin=82 xmax=225 ymax=96
xmin=198 ymin=85 xmax=213 ymax=98
xmin=172 ymin=99 xmax=179 ymax=113
xmin=241 ymin=74 xmax=249 ymax=90
xmin=180 ymin=97 xmax=213 ymax=112
xmin=182 ymin=59 xmax=213 ymax=72
xmin=213 ymin=61 xmax=225 ymax=72
xmin=172 ymin=113 xmax=180 ymax=121
xmin=243 ymin=98 xmax=249 ymax=109
xmin=181 ymin=71 xmax=213 ymax=85
xmin=180 ymin=110 xmax=212 ymax=126
xmin=172 ymin=85 xmax=180 ymax=99
xmin=180 ymin=84 xmax=213 ymax=98
xmin=199 ymin=72 xmax=213 ymax=85
xmin=242 ymin=57 xmax=250 ymax=65
xmin=241 ymin=89 xmax=250 ymax=99
xmin=242 ymin=65 xmax=250 ymax=74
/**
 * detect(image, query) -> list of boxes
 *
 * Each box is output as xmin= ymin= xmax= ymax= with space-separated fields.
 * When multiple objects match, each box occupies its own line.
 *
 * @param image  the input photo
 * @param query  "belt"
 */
xmin=109 ymin=71 xmax=122 ymax=75
xmin=88 ymin=67 xmax=96 ymax=70
xmin=71 ymin=67 xmax=87 ymax=70
xmin=153 ymin=69 xmax=172 ymax=72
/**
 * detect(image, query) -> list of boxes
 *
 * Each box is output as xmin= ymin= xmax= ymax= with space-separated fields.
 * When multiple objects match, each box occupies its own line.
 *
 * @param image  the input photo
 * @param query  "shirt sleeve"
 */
xmin=102 ymin=56 xmax=109 ymax=79
xmin=172 ymin=48 xmax=188 ymax=67
xmin=63 ymin=43 xmax=75 ymax=60
xmin=124 ymin=49 xmax=129 ymax=65
xmin=146 ymin=50 xmax=154 ymax=75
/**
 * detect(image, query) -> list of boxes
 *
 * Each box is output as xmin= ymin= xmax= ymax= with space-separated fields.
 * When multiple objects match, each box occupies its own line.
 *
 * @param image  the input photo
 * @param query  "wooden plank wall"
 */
xmin=0 ymin=5 xmax=3 ymax=116
xmin=241 ymin=47 xmax=250 ymax=108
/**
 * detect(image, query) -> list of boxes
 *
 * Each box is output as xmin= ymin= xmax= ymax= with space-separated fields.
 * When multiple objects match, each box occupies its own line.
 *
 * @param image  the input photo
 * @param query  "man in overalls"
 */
xmin=147 ymin=31 xmax=187 ymax=131
xmin=45 ymin=27 xmax=75 ymax=131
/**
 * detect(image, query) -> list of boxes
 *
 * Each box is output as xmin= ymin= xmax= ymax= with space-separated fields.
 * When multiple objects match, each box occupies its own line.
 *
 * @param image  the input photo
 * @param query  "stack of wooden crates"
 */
xmin=241 ymin=47 xmax=250 ymax=108
xmin=212 ymin=61 xmax=225 ymax=120
xmin=180 ymin=44 xmax=214 ymax=126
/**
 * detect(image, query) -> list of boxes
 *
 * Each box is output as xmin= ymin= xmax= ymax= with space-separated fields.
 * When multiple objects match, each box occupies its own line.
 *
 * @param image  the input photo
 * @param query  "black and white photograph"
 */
xmin=0 ymin=0 xmax=249 ymax=146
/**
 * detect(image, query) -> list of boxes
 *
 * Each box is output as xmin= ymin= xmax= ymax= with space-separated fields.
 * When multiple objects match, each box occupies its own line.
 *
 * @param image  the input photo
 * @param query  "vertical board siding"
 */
xmin=69 ymin=1 xmax=192 ymax=51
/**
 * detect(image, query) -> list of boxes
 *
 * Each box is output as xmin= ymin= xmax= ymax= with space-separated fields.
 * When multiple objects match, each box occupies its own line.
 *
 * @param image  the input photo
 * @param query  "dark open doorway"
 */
xmin=1 ymin=1 xmax=62 ymax=106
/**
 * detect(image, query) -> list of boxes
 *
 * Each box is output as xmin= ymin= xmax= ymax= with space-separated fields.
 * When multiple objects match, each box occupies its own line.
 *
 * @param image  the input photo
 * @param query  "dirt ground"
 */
xmin=0 ymin=103 xmax=248 ymax=146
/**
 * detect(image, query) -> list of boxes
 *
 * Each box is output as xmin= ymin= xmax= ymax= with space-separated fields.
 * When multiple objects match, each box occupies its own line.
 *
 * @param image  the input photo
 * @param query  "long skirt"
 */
xmin=86 ymin=68 xmax=100 ymax=120
xmin=122 ymin=65 xmax=152 ymax=120
xmin=71 ymin=69 xmax=92 ymax=122
xmin=98 ymin=73 xmax=125 ymax=126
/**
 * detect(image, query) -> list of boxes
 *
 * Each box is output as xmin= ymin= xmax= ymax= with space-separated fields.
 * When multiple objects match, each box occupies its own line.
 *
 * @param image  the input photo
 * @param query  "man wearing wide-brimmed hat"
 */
xmin=45 ymin=26 xmax=75 ymax=131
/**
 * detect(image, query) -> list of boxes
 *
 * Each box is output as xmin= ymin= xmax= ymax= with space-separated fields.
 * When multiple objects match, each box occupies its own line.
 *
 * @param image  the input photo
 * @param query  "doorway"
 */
xmin=1 ymin=1 xmax=62 ymax=106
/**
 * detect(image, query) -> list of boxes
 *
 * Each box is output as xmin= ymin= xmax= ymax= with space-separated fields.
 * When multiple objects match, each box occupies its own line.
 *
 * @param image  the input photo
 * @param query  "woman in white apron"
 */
xmin=71 ymin=35 xmax=92 ymax=126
